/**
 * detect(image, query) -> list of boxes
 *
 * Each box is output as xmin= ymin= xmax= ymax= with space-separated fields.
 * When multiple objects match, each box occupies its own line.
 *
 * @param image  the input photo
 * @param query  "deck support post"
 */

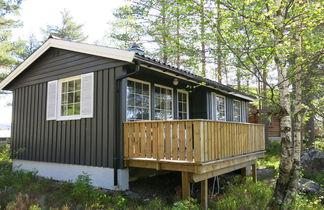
xmin=241 ymin=167 xmax=247 ymax=184
xmin=252 ymin=164 xmax=257 ymax=183
xmin=181 ymin=171 xmax=190 ymax=200
xmin=200 ymin=179 xmax=208 ymax=210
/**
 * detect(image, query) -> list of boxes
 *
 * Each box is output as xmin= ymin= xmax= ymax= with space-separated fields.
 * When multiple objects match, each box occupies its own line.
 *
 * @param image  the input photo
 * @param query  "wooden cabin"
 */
xmin=0 ymin=38 xmax=265 ymax=208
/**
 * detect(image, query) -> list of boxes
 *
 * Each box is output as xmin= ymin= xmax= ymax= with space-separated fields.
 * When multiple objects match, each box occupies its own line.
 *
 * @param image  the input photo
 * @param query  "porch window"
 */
xmin=233 ymin=100 xmax=241 ymax=122
xmin=154 ymin=85 xmax=173 ymax=120
xmin=126 ymin=79 xmax=150 ymax=121
xmin=178 ymin=90 xmax=189 ymax=119
xmin=212 ymin=93 xmax=226 ymax=121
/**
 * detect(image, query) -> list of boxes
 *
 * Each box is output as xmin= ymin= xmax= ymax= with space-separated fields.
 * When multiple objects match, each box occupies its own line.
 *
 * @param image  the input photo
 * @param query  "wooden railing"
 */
xmin=123 ymin=120 xmax=265 ymax=163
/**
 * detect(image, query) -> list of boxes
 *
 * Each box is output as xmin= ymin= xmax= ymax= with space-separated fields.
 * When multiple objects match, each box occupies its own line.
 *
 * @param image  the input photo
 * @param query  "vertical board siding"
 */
xmin=11 ymin=68 xmax=118 ymax=168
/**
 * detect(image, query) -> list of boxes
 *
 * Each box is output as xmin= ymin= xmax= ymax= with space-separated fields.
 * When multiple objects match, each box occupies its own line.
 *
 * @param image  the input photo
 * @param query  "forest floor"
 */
xmin=0 ymin=141 xmax=323 ymax=209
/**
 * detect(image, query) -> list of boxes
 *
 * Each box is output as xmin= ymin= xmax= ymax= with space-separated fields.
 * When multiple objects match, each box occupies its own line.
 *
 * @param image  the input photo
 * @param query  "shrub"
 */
xmin=71 ymin=173 xmax=95 ymax=203
xmin=211 ymin=180 xmax=273 ymax=210
xmin=172 ymin=198 xmax=200 ymax=210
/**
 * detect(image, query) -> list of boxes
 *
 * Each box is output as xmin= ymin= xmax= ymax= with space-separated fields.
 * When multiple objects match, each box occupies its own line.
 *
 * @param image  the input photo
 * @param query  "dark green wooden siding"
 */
xmin=6 ymin=48 xmax=127 ymax=90
xmin=11 ymin=68 xmax=124 ymax=168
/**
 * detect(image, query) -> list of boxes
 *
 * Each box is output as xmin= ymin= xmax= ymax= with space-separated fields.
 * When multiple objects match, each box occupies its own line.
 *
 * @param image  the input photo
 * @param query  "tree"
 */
xmin=216 ymin=0 xmax=323 ymax=208
xmin=0 ymin=0 xmax=23 ymax=82
xmin=42 ymin=9 xmax=88 ymax=42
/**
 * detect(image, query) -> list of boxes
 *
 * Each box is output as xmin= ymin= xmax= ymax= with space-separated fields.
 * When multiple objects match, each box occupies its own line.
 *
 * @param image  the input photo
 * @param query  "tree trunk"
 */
xmin=270 ymin=6 xmax=302 ymax=206
xmin=176 ymin=0 xmax=181 ymax=69
xmin=216 ymin=0 xmax=222 ymax=83
xmin=161 ymin=0 xmax=168 ymax=63
xmin=200 ymin=0 xmax=206 ymax=77
xmin=261 ymin=70 xmax=270 ymax=147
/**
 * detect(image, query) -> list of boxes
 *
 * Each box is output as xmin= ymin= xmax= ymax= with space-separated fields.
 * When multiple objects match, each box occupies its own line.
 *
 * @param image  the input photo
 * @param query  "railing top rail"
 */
xmin=123 ymin=119 xmax=265 ymax=126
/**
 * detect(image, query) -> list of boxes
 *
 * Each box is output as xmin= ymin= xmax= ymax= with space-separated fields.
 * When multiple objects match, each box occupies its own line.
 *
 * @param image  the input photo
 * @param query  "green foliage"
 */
xmin=291 ymin=193 xmax=324 ymax=210
xmin=71 ymin=172 xmax=95 ymax=203
xmin=172 ymin=198 xmax=200 ymax=210
xmin=42 ymin=9 xmax=88 ymax=41
xmin=314 ymin=138 xmax=324 ymax=152
xmin=211 ymin=180 xmax=273 ymax=210
xmin=257 ymin=141 xmax=281 ymax=170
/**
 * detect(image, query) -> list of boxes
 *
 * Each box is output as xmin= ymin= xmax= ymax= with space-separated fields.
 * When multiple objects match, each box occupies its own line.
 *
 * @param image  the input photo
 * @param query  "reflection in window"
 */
xmin=126 ymin=80 xmax=150 ymax=121
xmin=233 ymin=100 xmax=241 ymax=122
xmin=61 ymin=79 xmax=81 ymax=116
xmin=154 ymin=86 xmax=173 ymax=120
xmin=214 ymin=94 xmax=226 ymax=121
xmin=178 ymin=91 xmax=188 ymax=119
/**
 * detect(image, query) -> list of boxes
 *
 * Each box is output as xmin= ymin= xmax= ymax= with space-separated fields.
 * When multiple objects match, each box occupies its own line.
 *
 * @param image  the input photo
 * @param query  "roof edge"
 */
xmin=0 ymin=38 xmax=135 ymax=90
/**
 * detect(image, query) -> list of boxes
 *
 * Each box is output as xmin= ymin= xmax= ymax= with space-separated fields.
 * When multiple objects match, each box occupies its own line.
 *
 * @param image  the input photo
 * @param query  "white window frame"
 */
xmin=177 ymin=89 xmax=189 ymax=120
xmin=126 ymin=78 xmax=151 ymax=121
xmin=154 ymin=84 xmax=174 ymax=120
xmin=57 ymin=75 xmax=82 ymax=121
xmin=212 ymin=92 xmax=226 ymax=121
xmin=233 ymin=99 xmax=242 ymax=122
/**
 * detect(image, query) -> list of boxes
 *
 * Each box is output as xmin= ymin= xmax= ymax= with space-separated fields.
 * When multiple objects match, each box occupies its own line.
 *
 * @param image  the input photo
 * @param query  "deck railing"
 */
xmin=123 ymin=120 xmax=265 ymax=163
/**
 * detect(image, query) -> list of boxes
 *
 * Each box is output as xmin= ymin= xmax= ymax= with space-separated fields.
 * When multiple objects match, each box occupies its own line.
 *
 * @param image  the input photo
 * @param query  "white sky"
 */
xmin=14 ymin=0 xmax=126 ymax=43
xmin=0 ymin=0 xmax=125 ymax=126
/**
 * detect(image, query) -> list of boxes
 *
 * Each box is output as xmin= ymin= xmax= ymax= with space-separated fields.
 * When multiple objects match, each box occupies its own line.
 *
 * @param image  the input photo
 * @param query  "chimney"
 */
xmin=128 ymin=43 xmax=144 ymax=56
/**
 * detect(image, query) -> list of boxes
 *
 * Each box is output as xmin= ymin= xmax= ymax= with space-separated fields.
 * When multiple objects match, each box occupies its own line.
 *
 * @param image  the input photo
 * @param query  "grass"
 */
xmin=257 ymin=140 xmax=281 ymax=170
xmin=1 ymin=142 xmax=323 ymax=209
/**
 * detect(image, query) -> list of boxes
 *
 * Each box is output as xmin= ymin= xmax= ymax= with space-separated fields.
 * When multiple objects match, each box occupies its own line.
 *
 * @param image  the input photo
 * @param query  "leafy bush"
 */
xmin=71 ymin=172 xmax=95 ymax=203
xmin=211 ymin=180 xmax=273 ymax=210
xmin=172 ymin=198 xmax=200 ymax=210
xmin=291 ymin=193 xmax=324 ymax=210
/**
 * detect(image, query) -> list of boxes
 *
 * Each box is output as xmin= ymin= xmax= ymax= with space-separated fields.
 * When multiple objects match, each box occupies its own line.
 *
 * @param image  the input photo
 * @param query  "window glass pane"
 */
xmin=143 ymin=84 xmax=149 ymax=96
xmin=74 ymin=91 xmax=80 ymax=103
xmin=60 ymin=77 xmax=82 ymax=117
xmin=68 ymin=92 xmax=74 ymax=103
xmin=127 ymin=93 xmax=135 ymax=106
xmin=75 ymin=79 xmax=81 ymax=91
xmin=135 ymin=82 xmax=142 ymax=94
xmin=143 ymin=96 xmax=149 ymax=107
xmin=135 ymin=95 xmax=142 ymax=107
xmin=127 ymin=107 xmax=135 ymax=120
xmin=127 ymin=81 xmax=134 ymax=94
xmin=214 ymin=95 xmax=226 ymax=121
xmin=62 ymin=82 xmax=68 ymax=93
xmin=62 ymin=93 xmax=67 ymax=104
xmin=154 ymin=86 xmax=173 ymax=120
xmin=67 ymin=104 xmax=74 ymax=115
xmin=74 ymin=103 xmax=80 ymax=115
xmin=68 ymin=81 xmax=74 ymax=92
xmin=178 ymin=92 xmax=188 ymax=120
xmin=126 ymin=80 xmax=150 ymax=121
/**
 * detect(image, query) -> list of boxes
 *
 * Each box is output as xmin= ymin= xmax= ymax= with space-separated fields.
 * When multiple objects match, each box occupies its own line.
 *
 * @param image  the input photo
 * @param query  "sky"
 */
xmin=0 ymin=0 xmax=126 ymax=126
xmin=14 ymin=0 xmax=126 ymax=43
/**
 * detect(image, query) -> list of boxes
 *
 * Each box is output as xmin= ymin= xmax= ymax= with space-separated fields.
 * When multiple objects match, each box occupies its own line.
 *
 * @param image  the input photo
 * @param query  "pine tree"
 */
xmin=0 ymin=0 xmax=23 ymax=82
xmin=42 ymin=9 xmax=88 ymax=42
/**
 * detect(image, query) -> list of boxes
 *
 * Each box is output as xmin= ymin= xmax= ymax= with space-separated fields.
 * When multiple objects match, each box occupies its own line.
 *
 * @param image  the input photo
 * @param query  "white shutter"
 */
xmin=81 ymin=72 xmax=94 ymax=118
xmin=46 ymin=80 xmax=58 ymax=120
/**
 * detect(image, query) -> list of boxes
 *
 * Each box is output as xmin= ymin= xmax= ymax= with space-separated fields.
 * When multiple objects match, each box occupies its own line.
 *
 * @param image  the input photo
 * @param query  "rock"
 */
xmin=298 ymin=178 xmax=321 ymax=194
xmin=301 ymin=149 xmax=324 ymax=175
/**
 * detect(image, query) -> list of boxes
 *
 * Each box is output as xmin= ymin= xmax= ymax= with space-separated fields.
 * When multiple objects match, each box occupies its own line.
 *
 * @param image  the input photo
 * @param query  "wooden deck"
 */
xmin=123 ymin=120 xmax=265 ymax=208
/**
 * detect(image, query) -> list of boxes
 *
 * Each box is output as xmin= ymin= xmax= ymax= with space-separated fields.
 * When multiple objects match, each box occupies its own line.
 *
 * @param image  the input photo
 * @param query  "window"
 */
xmin=126 ymin=79 xmax=150 ymax=121
xmin=154 ymin=85 xmax=173 ymax=120
xmin=233 ymin=100 xmax=241 ymax=122
xmin=46 ymin=73 xmax=94 ymax=121
xmin=60 ymin=77 xmax=81 ymax=116
xmin=212 ymin=93 xmax=226 ymax=121
xmin=178 ymin=90 xmax=189 ymax=119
